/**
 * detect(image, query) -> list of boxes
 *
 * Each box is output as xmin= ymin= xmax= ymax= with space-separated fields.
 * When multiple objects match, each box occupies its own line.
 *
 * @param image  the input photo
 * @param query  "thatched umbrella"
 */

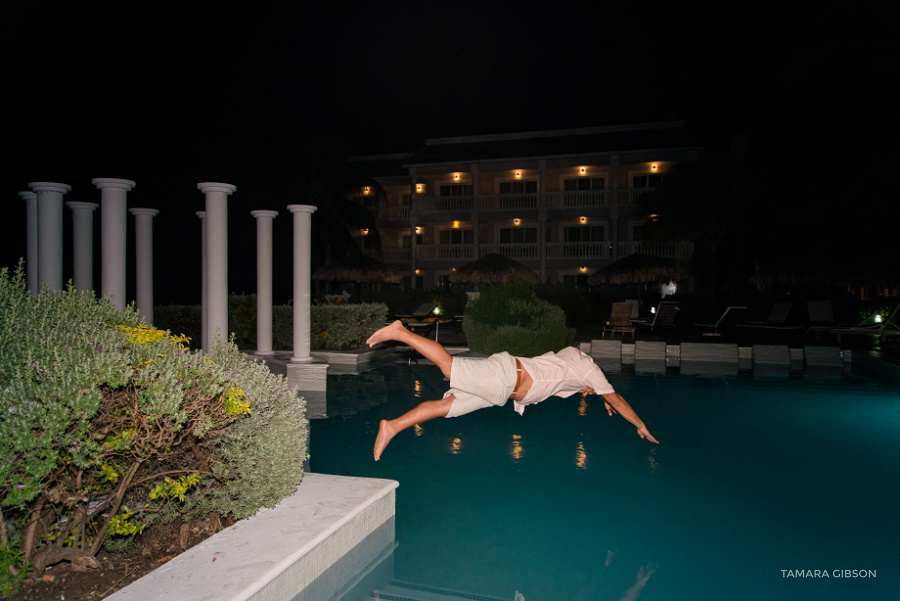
xmin=589 ymin=253 xmax=691 ymax=286
xmin=450 ymin=253 xmax=539 ymax=286
xmin=313 ymin=254 xmax=402 ymax=284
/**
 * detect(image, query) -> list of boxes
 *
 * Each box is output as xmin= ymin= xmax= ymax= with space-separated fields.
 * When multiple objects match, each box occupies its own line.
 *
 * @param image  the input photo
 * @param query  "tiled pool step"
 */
xmin=106 ymin=473 xmax=398 ymax=601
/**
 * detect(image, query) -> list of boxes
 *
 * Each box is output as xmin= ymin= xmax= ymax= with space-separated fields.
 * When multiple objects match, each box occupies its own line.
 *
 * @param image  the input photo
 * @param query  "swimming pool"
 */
xmin=309 ymin=362 xmax=900 ymax=600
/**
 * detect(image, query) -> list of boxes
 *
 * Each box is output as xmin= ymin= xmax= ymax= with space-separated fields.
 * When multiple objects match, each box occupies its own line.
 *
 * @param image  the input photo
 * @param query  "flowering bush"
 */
xmin=0 ymin=265 xmax=306 ymax=581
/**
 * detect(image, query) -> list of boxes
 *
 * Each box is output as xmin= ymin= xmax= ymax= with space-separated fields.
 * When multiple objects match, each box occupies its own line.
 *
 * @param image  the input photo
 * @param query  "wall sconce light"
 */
xmin=415 ymin=183 xmax=425 ymax=194
xmin=415 ymin=226 xmax=423 ymax=235
xmin=513 ymin=218 xmax=521 ymax=226
xmin=650 ymin=163 xmax=659 ymax=172
xmin=579 ymin=216 xmax=587 ymax=224
xmin=362 ymin=186 xmax=371 ymax=195
xmin=514 ymin=171 xmax=522 ymax=179
xmin=579 ymin=266 xmax=588 ymax=273
xmin=361 ymin=228 xmax=369 ymax=236
xmin=415 ymin=269 xmax=421 ymax=275
xmin=579 ymin=167 xmax=587 ymax=175
xmin=452 ymin=220 xmax=460 ymax=229
xmin=453 ymin=173 xmax=460 ymax=181
xmin=451 ymin=267 xmax=457 ymax=272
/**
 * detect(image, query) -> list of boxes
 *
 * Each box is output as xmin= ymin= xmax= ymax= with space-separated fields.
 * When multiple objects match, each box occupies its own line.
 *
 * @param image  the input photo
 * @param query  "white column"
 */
xmin=251 ymin=210 xmax=278 ymax=356
xmin=92 ymin=178 xmax=136 ymax=309
xmin=287 ymin=204 xmax=317 ymax=363
xmin=18 ymin=191 xmax=39 ymax=293
xmin=28 ymin=182 xmax=71 ymax=291
xmin=130 ymin=208 xmax=159 ymax=324
xmin=66 ymin=201 xmax=99 ymax=293
xmin=196 ymin=211 xmax=209 ymax=351
xmin=197 ymin=183 xmax=235 ymax=349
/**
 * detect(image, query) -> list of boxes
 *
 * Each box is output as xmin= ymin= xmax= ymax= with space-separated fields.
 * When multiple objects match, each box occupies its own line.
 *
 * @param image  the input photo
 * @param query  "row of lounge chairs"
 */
xmin=603 ymin=300 xmax=900 ymax=343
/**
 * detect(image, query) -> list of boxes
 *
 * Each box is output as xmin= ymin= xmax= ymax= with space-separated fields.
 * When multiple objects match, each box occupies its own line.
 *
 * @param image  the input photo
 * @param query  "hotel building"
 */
xmin=352 ymin=121 xmax=700 ymax=289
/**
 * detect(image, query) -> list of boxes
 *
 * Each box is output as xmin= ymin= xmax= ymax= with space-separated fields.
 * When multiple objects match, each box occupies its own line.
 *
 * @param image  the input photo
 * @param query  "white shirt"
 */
xmin=513 ymin=347 xmax=615 ymax=415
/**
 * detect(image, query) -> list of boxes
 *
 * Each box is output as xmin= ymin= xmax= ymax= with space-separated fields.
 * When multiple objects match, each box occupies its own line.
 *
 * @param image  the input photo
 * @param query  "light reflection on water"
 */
xmin=449 ymin=436 xmax=462 ymax=454
xmin=575 ymin=441 xmax=588 ymax=469
xmin=510 ymin=433 xmax=523 ymax=461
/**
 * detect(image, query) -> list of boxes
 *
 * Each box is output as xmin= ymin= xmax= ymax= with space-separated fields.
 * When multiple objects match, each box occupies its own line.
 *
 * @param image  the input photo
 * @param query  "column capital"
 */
xmin=28 ymin=182 xmax=72 ymax=194
xmin=18 ymin=191 xmax=37 ymax=201
xmin=130 ymin=208 xmax=159 ymax=217
xmin=66 ymin=201 xmax=99 ymax=211
xmin=91 ymin=178 xmax=136 ymax=191
xmin=251 ymin=210 xmax=279 ymax=219
xmin=287 ymin=204 xmax=317 ymax=215
xmin=197 ymin=182 xmax=236 ymax=195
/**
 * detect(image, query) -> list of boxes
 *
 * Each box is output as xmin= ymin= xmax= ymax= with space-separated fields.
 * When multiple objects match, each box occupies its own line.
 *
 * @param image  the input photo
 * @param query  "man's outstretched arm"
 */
xmin=601 ymin=392 xmax=659 ymax=443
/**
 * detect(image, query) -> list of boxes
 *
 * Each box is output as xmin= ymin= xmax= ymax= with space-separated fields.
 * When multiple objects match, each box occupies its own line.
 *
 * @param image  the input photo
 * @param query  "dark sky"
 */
xmin=2 ymin=2 xmax=896 ymax=302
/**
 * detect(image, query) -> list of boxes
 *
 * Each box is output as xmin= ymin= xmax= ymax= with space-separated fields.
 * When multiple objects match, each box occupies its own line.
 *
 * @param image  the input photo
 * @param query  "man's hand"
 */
xmin=637 ymin=425 xmax=659 ymax=444
xmin=603 ymin=400 xmax=618 ymax=416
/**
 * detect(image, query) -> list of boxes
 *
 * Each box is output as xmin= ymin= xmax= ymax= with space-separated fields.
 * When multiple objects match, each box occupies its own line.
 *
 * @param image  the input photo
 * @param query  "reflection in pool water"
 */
xmin=310 ymin=363 xmax=900 ymax=600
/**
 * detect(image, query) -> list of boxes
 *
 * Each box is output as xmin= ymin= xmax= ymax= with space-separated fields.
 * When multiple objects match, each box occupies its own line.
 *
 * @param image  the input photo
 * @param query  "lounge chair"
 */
xmin=694 ymin=306 xmax=748 ymax=337
xmin=633 ymin=301 xmax=680 ymax=333
xmin=602 ymin=301 xmax=636 ymax=338
xmin=739 ymin=302 xmax=801 ymax=331
xmin=806 ymin=300 xmax=838 ymax=341
xmin=829 ymin=304 xmax=900 ymax=343
xmin=396 ymin=302 xmax=438 ymax=320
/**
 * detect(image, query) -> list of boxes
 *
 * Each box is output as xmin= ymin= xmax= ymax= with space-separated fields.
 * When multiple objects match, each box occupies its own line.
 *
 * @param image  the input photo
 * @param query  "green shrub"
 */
xmin=463 ymin=283 xmax=575 ymax=356
xmin=310 ymin=303 xmax=388 ymax=349
xmin=0 ymin=265 xmax=306 ymax=579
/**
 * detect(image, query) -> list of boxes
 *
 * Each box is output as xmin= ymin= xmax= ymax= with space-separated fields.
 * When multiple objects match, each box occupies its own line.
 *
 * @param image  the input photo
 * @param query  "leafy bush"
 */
xmin=463 ymin=283 xmax=575 ymax=356
xmin=310 ymin=303 xmax=388 ymax=349
xmin=0 ymin=266 xmax=306 ymax=578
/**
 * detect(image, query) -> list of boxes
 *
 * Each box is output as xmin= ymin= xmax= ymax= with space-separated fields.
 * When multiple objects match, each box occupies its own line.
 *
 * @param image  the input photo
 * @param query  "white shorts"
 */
xmin=444 ymin=352 xmax=518 ymax=417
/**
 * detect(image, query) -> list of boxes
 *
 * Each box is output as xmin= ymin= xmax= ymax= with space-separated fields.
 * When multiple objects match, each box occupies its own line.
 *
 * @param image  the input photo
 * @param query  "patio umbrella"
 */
xmin=312 ymin=254 xmax=402 ymax=284
xmin=450 ymin=253 xmax=539 ymax=286
xmin=589 ymin=253 xmax=691 ymax=286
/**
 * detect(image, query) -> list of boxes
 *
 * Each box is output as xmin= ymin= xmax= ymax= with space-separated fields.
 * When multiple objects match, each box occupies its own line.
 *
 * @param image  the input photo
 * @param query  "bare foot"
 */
xmin=374 ymin=419 xmax=396 ymax=461
xmin=367 ymin=320 xmax=407 ymax=347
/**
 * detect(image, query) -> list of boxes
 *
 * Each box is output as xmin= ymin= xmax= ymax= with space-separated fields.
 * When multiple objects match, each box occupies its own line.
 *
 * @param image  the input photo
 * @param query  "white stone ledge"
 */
xmin=106 ymin=473 xmax=398 ymax=601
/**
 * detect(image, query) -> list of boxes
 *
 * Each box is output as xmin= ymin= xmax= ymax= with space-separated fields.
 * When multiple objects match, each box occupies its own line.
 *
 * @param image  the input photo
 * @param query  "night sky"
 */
xmin=2 ymin=2 xmax=897 ymax=303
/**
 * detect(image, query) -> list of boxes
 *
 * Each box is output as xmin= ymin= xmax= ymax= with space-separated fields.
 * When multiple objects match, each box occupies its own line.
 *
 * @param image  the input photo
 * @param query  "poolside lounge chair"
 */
xmin=602 ymin=301 xmax=636 ymax=338
xmin=633 ymin=301 xmax=680 ymax=333
xmin=694 ymin=306 xmax=748 ymax=337
xmin=806 ymin=300 xmax=838 ymax=340
xmin=829 ymin=304 xmax=900 ymax=343
xmin=739 ymin=302 xmax=801 ymax=331
xmin=396 ymin=302 xmax=438 ymax=321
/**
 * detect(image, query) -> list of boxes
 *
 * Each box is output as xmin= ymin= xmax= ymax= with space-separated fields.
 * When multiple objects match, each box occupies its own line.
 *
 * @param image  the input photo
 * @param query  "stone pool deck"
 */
xmin=106 ymin=473 xmax=398 ymax=601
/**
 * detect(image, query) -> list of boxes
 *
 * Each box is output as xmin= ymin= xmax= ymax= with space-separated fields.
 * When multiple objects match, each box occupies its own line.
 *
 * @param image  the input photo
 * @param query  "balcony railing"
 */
xmin=379 ymin=205 xmax=410 ymax=220
xmin=416 ymin=244 xmax=475 ymax=261
xmin=479 ymin=193 xmax=540 ymax=211
xmin=416 ymin=196 xmax=474 ymax=213
xmin=478 ymin=243 xmax=539 ymax=260
xmin=544 ymin=190 xmax=608 ymax=208
xmin=618 ymin=240 xmax=694 ymax=259
xmin=618 ymin=188 xmax=655 ymax=206
xmin=547 ymin=242 xmax=612 ymax=259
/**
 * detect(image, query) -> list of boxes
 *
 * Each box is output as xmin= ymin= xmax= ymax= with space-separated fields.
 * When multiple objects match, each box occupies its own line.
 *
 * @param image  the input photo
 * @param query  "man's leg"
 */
xmin=367 ymin=320 xmax=453 ymax=378
xmin=374 ymin=395 xmax=455 ymax=461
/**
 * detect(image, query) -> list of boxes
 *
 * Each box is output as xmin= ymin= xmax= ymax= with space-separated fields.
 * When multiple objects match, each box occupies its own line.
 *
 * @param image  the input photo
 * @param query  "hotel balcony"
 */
xmin=371 ymin=241 xmax=690 ymax=264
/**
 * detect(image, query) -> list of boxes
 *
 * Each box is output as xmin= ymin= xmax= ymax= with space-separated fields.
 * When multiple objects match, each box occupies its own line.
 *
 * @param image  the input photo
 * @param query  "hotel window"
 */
xmin=402 ymin=232 xmax=424 ymax=248
xmin=499 ymin=227 xmax=537 ymax=244
xmin=632 ymin=173 xmax=665 ymax=188
xmin=563 ymin=177 xmax=605 ymax=191
xmin=499 ymin=180 xmax=538 ymax=194
xmin=563 ymin=274 xmax=590 ymax=288
xmin=563 ymin=225 xmax=605 ymax=242
xmin=439 ymin=184 xmax=473 ymax=196
xmin=439 ymin=228 xmax=473 ymax=245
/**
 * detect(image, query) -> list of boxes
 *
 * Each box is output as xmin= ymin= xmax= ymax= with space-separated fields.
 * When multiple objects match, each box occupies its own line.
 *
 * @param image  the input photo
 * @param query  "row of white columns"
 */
xmin=20 ymin=180 xmax=318 ymax=364
xmin=18 ymin=179 xmax=157 ymax=321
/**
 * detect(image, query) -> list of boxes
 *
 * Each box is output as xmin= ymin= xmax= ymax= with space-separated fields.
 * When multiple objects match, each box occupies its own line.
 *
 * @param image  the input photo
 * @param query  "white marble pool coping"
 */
xmin=106 ymin=473 xmax=398 ymax=601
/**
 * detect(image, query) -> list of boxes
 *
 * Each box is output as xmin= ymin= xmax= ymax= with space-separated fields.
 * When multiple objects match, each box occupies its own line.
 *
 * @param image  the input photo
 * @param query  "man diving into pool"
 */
xmin=367 ymin=320 xmax=659 ymax=461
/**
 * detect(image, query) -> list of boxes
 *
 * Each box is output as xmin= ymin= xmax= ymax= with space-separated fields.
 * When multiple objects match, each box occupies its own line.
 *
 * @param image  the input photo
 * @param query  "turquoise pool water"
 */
xmin=310 ymin=363 xmax=900 ymax=600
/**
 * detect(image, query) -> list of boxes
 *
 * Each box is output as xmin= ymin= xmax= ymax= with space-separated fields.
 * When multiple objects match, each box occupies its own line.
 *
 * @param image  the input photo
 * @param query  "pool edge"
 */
xmin=105 ymin=473 xmax=398 ymax=601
